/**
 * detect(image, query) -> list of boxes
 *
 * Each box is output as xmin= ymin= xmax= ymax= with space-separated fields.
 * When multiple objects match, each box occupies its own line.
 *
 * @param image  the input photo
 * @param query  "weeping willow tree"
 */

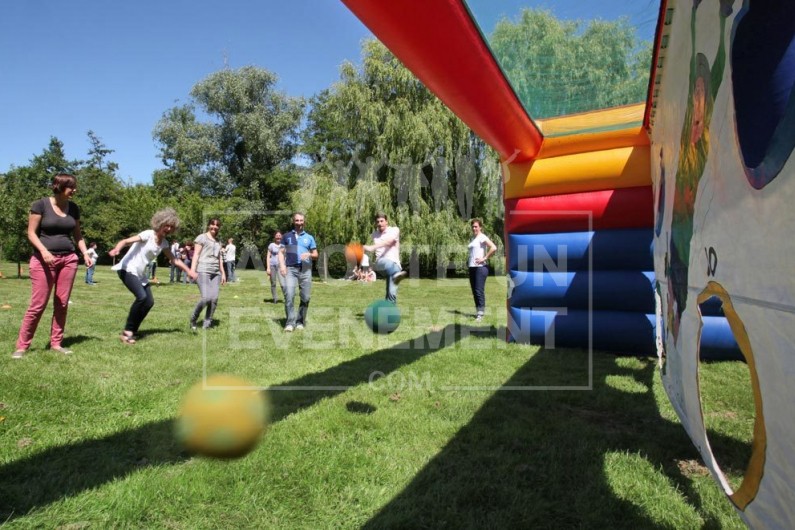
xmin=301 ymin=39 xmax=504 ymax=277
xmin=489 ymin=9 xmax=653 ymax=118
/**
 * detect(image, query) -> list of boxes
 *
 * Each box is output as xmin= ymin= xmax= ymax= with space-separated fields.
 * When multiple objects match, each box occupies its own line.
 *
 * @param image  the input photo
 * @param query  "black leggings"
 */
xmin=118 ymin=271 xmax=155 ymax=333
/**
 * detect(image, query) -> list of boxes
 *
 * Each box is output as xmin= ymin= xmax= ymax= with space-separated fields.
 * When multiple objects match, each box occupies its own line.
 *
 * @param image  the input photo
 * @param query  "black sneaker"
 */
xmin=189 ymin=320 xmax=198 ymax=332
xmin=392 ymin=271 xmax=408 ymax=284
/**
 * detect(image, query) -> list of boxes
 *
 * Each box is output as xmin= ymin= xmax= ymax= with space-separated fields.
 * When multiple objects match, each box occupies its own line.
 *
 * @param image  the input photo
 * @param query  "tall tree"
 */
xmin=300 ymin=39 xmax=504 ymax=276
xmin=153 ymin=66 xmax=305 ymax=206
xmin=67 ymin=130 xmax=127 ymax=256
xmin=489 ymin=9 xmax=652 ymax=118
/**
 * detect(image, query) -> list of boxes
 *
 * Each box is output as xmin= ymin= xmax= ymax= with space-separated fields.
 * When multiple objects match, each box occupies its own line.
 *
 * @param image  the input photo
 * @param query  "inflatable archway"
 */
xmin=341 ymin=0 xmax=795 ymax=526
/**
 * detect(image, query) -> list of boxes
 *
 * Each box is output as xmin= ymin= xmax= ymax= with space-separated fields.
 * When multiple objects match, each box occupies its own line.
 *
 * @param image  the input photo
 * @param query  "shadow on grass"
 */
xmin=59 ymin=334 xmax=95 ymax=348
xmin=0 ymin=327 xmax=748 ymax=525
xmin=0 ymin=323 xmax=482 ymax=521
xmin=267 ymin=324 xmax=498 ymax=421
xmin=362 ymin=349 xmax=748 ymax=529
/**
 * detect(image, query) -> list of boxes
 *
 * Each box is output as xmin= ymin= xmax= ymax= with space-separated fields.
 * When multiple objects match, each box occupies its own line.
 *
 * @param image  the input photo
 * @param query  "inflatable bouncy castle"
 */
xmin=341 ymin=0 xmax=794 ymax=526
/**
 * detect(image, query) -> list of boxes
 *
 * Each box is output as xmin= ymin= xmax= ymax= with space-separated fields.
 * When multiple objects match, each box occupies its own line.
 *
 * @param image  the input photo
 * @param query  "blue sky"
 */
xmin=0 ymin=1 xmax=658 ymax=185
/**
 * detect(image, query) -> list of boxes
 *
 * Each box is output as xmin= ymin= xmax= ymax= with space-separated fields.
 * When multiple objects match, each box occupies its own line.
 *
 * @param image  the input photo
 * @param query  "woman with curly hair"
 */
xmin=109 ymin=208 xmax=197 ymax=344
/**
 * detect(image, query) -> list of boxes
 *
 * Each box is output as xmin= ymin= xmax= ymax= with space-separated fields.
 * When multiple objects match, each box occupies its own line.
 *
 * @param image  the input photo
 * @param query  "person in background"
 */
xmin=13 ymin=173 xmax=93 ymax=359
xmin=467 ymin=218 xmax=497 ymax=322
xmin=182 ymin=243 xmax=194 ymax=284
xmin=364 ymin=212 xmax=407 ymax=304
xmin=266 ymin=231 xmax=285 ymax=303
xmin=189 ymin=218 xmax=226 ymax=331
xmin=109 ymin=208 xmax=196 ymax=344
xmin=170 ymin=239 xmax=181 ymax=283
xmin=278 ymin=213 xmax=318 ymax=331
xmin=85 ymin=242 xmax=99 ymax=285
xmin=224 ymin=237 xmax=237 ymax=282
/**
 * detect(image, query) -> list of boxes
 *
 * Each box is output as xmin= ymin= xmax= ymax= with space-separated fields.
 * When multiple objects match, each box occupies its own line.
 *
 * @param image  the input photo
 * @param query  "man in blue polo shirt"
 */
xmin=278 ymin=212 xmax=318 ymax=332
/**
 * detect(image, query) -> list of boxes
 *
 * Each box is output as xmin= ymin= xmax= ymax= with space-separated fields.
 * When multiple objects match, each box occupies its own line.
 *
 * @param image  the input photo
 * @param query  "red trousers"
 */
xmin=16 ymin=252 xmax=78 ymax=351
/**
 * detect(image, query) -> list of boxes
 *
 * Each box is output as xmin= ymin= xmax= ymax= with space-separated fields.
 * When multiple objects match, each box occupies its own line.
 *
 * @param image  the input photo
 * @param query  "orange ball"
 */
xmin=345 ymin=242 xmax=364 ymax=264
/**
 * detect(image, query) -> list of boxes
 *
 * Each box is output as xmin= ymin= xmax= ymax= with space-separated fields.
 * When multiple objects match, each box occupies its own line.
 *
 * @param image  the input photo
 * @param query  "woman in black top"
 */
xmin=13 ymin=173 xmax=92 ymax=359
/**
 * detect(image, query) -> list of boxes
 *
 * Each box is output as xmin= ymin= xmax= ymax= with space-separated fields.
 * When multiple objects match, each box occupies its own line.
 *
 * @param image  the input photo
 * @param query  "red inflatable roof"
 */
xmin=341 ymin=0 xmax=543 ymax=162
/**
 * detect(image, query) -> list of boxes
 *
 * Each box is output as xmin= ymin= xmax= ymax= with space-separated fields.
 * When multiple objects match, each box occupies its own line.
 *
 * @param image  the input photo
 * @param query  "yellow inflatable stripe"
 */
xmin=536 ymin=125 xmax=649 ymax=160
xmin=537 ymin=102 xmax=646 ymax=137
xmin=504 ymin=145 xmax=651 ymax=200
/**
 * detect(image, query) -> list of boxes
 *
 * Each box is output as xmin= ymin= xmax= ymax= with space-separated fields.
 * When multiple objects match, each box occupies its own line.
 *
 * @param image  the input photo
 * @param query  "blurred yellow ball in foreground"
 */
xmin=175 ymin=375 xmax=268 ymax=459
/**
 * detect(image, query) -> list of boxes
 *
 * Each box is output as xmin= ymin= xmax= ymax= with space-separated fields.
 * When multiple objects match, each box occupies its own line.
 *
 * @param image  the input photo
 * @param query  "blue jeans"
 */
xmin=283 ymin=266 xmax=312 ymax=327
xmin=373 ymin=258 xmax=401 ymax=303
xmin=225 ymin=261 xmax=236 ymax=282
xmin=85 ymin=265 xmax=95 ymax=284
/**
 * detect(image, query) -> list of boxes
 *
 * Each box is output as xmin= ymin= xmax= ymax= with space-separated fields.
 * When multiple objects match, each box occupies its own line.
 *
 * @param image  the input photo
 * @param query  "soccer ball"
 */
xmin=364 ymin=299 xmax=401 ymax=334
xmin=345 ymin=242 xmax=364 ymax=264
xmin=175 ymin=374 xmax=268 ymax=459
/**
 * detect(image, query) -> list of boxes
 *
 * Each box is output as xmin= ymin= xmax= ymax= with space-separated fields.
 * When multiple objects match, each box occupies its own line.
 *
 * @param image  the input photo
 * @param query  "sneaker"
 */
xmin=203 ymin=320 xmax=212 ymax=329
xmin=189 ymin=320 xmax=198 ymax=332
xmin=295 ymin=324 xmax=304 ymax=330
xmin=12 ymin=350 xmax=25 ymax=359
xmin=284 ymin=325 xmax=294 ymax=332
xmin=52 ymin=346 xmax=73 ymax=355
xmin=392 ymin=271 xmax=408 ymax=284
xmin=475 ymin=312 xmax=484 ymax=323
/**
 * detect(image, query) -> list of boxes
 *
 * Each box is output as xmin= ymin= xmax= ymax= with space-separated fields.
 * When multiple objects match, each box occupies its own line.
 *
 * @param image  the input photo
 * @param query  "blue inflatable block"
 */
xmin=508 ymin=308 xmax=743 ymax=360
xmin=700 ymin=316 xmax=745 ymax=361
xmin=507 ymin=308 xmax=657 ymax=355
xmin=509 ymin=270 xmax=655 ymax=313
xmin=508 ymin=229 xmax=653 ymax=272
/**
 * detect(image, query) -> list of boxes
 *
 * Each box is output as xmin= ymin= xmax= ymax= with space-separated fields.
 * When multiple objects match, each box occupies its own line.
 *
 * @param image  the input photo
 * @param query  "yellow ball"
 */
xmin=175 ymin=374 xmax=268 ymax=459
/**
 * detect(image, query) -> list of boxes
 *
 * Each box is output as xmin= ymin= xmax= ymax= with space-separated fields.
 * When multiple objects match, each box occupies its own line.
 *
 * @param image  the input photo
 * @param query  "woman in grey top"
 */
xmin=189 ymin=218 xmax=226 ymax=330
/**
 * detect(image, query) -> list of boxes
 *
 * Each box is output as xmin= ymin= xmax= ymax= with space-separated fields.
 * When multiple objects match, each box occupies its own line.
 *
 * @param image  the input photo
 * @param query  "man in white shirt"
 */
xmin=364 ymin=212 xmax=407 ymax=303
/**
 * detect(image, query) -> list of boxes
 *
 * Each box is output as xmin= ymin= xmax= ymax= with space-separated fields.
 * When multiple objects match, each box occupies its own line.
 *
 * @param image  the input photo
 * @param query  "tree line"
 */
xmin=0 ymin=10 xmax=651 ymax=278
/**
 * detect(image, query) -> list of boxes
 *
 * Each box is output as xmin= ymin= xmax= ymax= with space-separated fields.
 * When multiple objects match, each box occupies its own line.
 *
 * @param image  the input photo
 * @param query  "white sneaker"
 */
xmin=284 ymin=325 xmax=294 ymax=332
xmin=296 ymin=324 xmax=304 ymax=330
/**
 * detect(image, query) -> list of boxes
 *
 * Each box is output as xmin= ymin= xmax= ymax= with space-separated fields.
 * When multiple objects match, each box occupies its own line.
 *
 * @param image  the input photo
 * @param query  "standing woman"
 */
xmin=109 ymin=208 xmax=196 ymax=344
xmin=13 ymin=173 xmax=93 ymax=359
xmin=265 ymin=231 xmax=285 ymax=303
xmin=189 ymin=218 xmax=226 ymax=331
xmin=467 ymin=218 xmax=497 ymax=322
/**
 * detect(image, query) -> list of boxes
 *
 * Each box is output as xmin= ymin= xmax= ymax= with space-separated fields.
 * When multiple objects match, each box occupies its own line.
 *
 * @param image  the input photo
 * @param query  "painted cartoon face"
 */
xmin=690 ymin=76 xmax=706 ymax=144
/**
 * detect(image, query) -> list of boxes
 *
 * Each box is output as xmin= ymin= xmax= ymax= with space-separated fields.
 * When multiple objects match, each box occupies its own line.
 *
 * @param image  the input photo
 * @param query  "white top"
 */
xmin=372 ymin=226 xmax=400 ymax=263
xmin=360 ymin=253 xmax=370 ymax=268
xmin=468 ymin=232 xmax=493 ymax=267
xmin=112 ymin=230 xmax=168 ymax=280
xmin=86 ymin=248 xmax=99 ymax=262
xmin=224 ymin=243 xmax=236 ymax=262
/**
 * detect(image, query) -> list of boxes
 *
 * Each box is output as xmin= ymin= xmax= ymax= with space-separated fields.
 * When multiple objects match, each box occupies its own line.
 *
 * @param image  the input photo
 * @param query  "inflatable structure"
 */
xmin=342 ymin=0 xmax=794 ymax=526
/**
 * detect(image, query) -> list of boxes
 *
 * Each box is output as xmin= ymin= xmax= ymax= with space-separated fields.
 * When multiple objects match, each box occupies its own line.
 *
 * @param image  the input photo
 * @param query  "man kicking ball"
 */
xmin=364 ymin=212 xmax=407 ymax=304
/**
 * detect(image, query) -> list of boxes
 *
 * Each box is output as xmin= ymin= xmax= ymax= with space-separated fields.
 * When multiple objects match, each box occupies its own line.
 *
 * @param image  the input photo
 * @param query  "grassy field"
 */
xmin=0 ymin=262 xmax=750 ymax=528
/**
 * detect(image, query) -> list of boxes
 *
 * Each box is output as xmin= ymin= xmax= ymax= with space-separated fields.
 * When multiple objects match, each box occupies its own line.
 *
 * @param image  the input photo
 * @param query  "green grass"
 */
xmin=0 ymin=263 xmax=750 ymax=528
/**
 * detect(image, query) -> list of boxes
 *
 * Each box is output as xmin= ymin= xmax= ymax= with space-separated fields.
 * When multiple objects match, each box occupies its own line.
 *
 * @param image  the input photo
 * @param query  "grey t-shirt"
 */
xmin=268 ymin=242 xmax=283 ymax=267
xmin=194 ymin=233 xmax=222 ymax=274
xmin=31 ymin=197 xmax=80 ymax=254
